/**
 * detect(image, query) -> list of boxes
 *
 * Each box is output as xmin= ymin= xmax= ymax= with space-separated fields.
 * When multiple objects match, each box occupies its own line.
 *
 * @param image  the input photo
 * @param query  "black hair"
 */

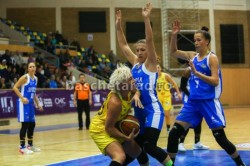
xmin=196 ymin=26 xmax=211 ymax=45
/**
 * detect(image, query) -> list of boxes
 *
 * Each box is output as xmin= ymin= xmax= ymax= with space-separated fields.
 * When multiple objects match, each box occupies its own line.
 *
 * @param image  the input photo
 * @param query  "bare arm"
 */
xmin=105 ymin=94 xmax=131 ymax=141
xmin=73 ymin=89 xmax=77 ymax=107
xmin=189 ymin=54 xmax=219 ymax=86
xmin=170 ymin=20 xmax=196 ymax=60
xmin=143 ymin=3 xmax=157 ymax=72
xmin=34 ymin=95 xmax=43 ymax=111
xmin=165 ymin=73 xmax=182 ymax=100
xmin=115 ymin=10 xmax=138 ymax=66
xmin=89 ymin=86 xmax=92 ymax=105
xmin=180 ymin=68 xmax=191 ymax=96
xmin=12 ymin=75 xmax=29 ymax=104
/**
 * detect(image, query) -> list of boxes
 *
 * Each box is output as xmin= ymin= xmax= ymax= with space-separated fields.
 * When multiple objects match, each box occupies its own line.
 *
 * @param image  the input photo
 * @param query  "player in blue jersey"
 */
xmin=167 ymin=20 xmax=245 ymax=166
xmin=178 ymin=67 xmax=209 ymax=152
xmin=116 ymin=3 xmax=173 ymax=166
xmin=13 ymin=62 xmax=43 ymax=154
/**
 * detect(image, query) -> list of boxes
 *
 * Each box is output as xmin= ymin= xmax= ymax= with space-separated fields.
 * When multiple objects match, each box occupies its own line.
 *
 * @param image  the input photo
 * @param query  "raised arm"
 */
xmin=143 ymin=3 xmax=157 ymax=72
xmin=170 ymin=20 xmax=196 ymax=60
xmin=115 ymin=10 xmax=137 ymax=66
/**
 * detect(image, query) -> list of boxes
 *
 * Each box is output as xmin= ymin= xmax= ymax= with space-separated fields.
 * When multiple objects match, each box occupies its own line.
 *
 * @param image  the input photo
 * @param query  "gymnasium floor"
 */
xmin=0 ymin=107 xmax=249 ymax=166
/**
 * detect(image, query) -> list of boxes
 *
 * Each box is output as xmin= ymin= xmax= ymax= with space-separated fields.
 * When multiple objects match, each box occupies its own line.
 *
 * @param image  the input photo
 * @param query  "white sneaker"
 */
xmin=193 ymin=142 xmax=209 ymax=150
xmin=19 ymin=147 xmax=34 ymax=154
xmin=178 ymin=143 xmax=186 ymax=152
xmin=27 ymin=145 xmax=41 ymax=152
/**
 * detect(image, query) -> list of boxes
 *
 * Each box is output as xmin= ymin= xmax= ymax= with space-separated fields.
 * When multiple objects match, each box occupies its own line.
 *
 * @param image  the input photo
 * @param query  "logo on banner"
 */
xmin=0 ymin=97 xmax=14 ymax=113
xmin=93 ymin=94 xmax=101 ymax=107
xmin=55 ymin=98 xmax=66 ymax=108
xmin=69 ymin=94 xmax=75 ymax=108
xmin=43 ymin=98 xmax=53 ymax=107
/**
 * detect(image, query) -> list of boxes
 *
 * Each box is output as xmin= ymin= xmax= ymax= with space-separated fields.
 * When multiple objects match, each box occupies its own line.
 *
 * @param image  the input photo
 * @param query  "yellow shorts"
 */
xmin=158 ymin=96 xmax=172 ymax=111
xmin=89 ymin=131 xmax=124 ymax=154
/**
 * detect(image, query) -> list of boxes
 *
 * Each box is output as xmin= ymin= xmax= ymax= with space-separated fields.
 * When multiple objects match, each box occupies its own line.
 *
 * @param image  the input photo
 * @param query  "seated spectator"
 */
xmin=70 ymin=37 xmax=81 ymax=52
xmin=36 ymin=66 xmax=46 ymax=88
xmin=36 ymin=52 xmax=43 ymax=66
xmin=27 ymin=54 xmax=35 ymax=63
xmin=0 ymin=77 xmax=9 ymax=89
xmin=107 ymin=50 xmax=116 ymax=63
xmin=14 ymin=51 xmax=24 ymax=66
xmin=49 ymin=75 xmax=58 ymax=88
xmin=43 ymin=63 xmax=51 ymax=79
xmin=0 ymin=50 xmax=11 ymax=64
xmin=0 ymin=59 xmax=8 ymax=70
xmin=55 ymin=76 xmax=63 ymax=88
xmin=54 ymin=30 xmax=64 ymax=43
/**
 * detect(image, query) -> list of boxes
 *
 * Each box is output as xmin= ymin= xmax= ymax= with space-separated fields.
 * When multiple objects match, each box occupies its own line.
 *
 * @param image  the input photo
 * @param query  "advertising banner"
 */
xmin=0 ymin=88 xmax=182 ymax=119
xmin=0 ymin=89 xmax=109 ymax=118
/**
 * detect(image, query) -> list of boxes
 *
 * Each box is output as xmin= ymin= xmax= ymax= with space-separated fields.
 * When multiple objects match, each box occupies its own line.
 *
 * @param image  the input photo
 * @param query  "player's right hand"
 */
xmin=172 ymin=20 xmax=181 ymax=35
xmin=21 ymin=97 xmax=29 ymax=104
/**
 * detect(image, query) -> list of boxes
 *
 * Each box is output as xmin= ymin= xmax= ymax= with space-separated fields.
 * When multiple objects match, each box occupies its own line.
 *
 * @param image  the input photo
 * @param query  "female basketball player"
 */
xmin=13 ymin=62 xmax=43 ymax=154
xmin=167 ymin=20 xmax=245 ymax=166
xmin=116 ymin=3 xmax=173 ymax=166
xmin=156 ymin=64 xmax=182 ymax=134
xmin=178 ymin=67 xmax=209 ymax=152
xmin=89 ymin=66 xmax=148 ymax=166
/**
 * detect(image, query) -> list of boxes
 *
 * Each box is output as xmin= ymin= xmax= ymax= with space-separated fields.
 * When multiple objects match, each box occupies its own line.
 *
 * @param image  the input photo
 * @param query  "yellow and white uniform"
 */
xmin=89 ymin=91 xmax=131 ymax=154
xmin=156 ymin=73 xmax=172 ymax=111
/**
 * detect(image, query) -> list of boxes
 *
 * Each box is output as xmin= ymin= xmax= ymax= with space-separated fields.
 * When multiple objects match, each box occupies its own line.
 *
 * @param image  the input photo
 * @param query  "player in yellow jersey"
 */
xmin=156 ymin=64 xmax=182 ymax=134
xmin=89 ymin=65 xmax=148 ymax=166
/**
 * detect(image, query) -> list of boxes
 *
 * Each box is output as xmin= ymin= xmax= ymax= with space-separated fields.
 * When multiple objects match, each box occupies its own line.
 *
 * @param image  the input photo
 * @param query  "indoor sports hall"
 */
xmin=0 ymin=0 xmax=250 ymax=165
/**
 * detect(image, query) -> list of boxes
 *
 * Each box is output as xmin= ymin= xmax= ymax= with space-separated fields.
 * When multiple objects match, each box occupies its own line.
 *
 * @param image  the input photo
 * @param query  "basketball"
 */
xmin=119 ymin=115 xmax=140 ymax=136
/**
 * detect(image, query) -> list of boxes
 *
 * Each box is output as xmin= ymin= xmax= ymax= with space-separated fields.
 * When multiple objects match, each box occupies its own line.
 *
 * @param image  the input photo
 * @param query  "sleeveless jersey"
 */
xmin=132 ymin=63 xmax=158 ymax=105
xmin=189 ymin=52 xmax=222 ymax=100
xmin=156 ymin=72 xmax=171 ymax=98
xmin=90 ymin=91 xmax=131 ymax=133
xmin=19 ymin=74 xmax=37 ymax=103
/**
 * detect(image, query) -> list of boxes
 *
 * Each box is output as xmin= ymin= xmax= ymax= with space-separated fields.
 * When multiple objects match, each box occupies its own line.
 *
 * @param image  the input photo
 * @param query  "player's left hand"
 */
xmin=38 ymin=105 xmax=44 ymax=111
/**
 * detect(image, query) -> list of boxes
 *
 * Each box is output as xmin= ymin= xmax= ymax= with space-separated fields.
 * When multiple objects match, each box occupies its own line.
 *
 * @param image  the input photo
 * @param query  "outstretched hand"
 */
xmin=142 ymin=2 xmax=152 ymax=18
xmin=115 ymin=10 xmax=122 ymax=28
xmin=172 ymin=20 xmax=181 ymax=35
xmin=130 ymin=91 xmax=144 ymax=109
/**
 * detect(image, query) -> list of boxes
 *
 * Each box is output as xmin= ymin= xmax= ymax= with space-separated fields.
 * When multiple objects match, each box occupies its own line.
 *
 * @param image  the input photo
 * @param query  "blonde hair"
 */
xmin=134 ymin=39 xmax=146 ymax=48
xmin=109 ymin=65 xmax=132 ymax=91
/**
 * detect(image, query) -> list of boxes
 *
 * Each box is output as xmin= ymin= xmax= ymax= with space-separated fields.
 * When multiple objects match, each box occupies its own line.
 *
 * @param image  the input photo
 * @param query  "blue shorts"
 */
xmin=134 ymin=101 xmax=164 ymax=134
xmin=176 ymin=99 xmax=226 ymax=129
xmin=17 ymin=100 xmax=36 ymax=122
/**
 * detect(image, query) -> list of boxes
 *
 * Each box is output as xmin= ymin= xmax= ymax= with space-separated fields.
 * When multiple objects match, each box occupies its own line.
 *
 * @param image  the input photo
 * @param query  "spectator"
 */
xmin=49 ymin=75 xmax=58 ymax=88
xmin=14 ymin=51 xmax=24 ymax=66
xmin=107 ymin=50 xmax=116 ymax=63
xmin=70 ymin=38 xmax=81 ymax=52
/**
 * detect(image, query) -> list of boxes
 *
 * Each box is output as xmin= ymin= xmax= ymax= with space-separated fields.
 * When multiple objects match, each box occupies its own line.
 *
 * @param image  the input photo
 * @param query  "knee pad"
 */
xmin=212 ymin=129 xmax=236 ymax=155
xmin=167 ymin=123 xmax=185 ymax=153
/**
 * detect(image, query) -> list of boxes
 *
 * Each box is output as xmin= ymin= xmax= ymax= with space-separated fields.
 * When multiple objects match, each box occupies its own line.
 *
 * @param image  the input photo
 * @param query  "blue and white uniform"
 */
xmin=176 ymin=52 xmax=225 ymax=129
xmin=132 ymin=63 xmax=164 ymax=133
xmin=17 ymin=74 xmax=37 ymax=122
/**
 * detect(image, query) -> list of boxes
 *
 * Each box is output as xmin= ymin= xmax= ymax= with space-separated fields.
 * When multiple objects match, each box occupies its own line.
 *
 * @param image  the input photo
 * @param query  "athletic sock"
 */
xmin=233 ymin=155 xmax=244 ymax=166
